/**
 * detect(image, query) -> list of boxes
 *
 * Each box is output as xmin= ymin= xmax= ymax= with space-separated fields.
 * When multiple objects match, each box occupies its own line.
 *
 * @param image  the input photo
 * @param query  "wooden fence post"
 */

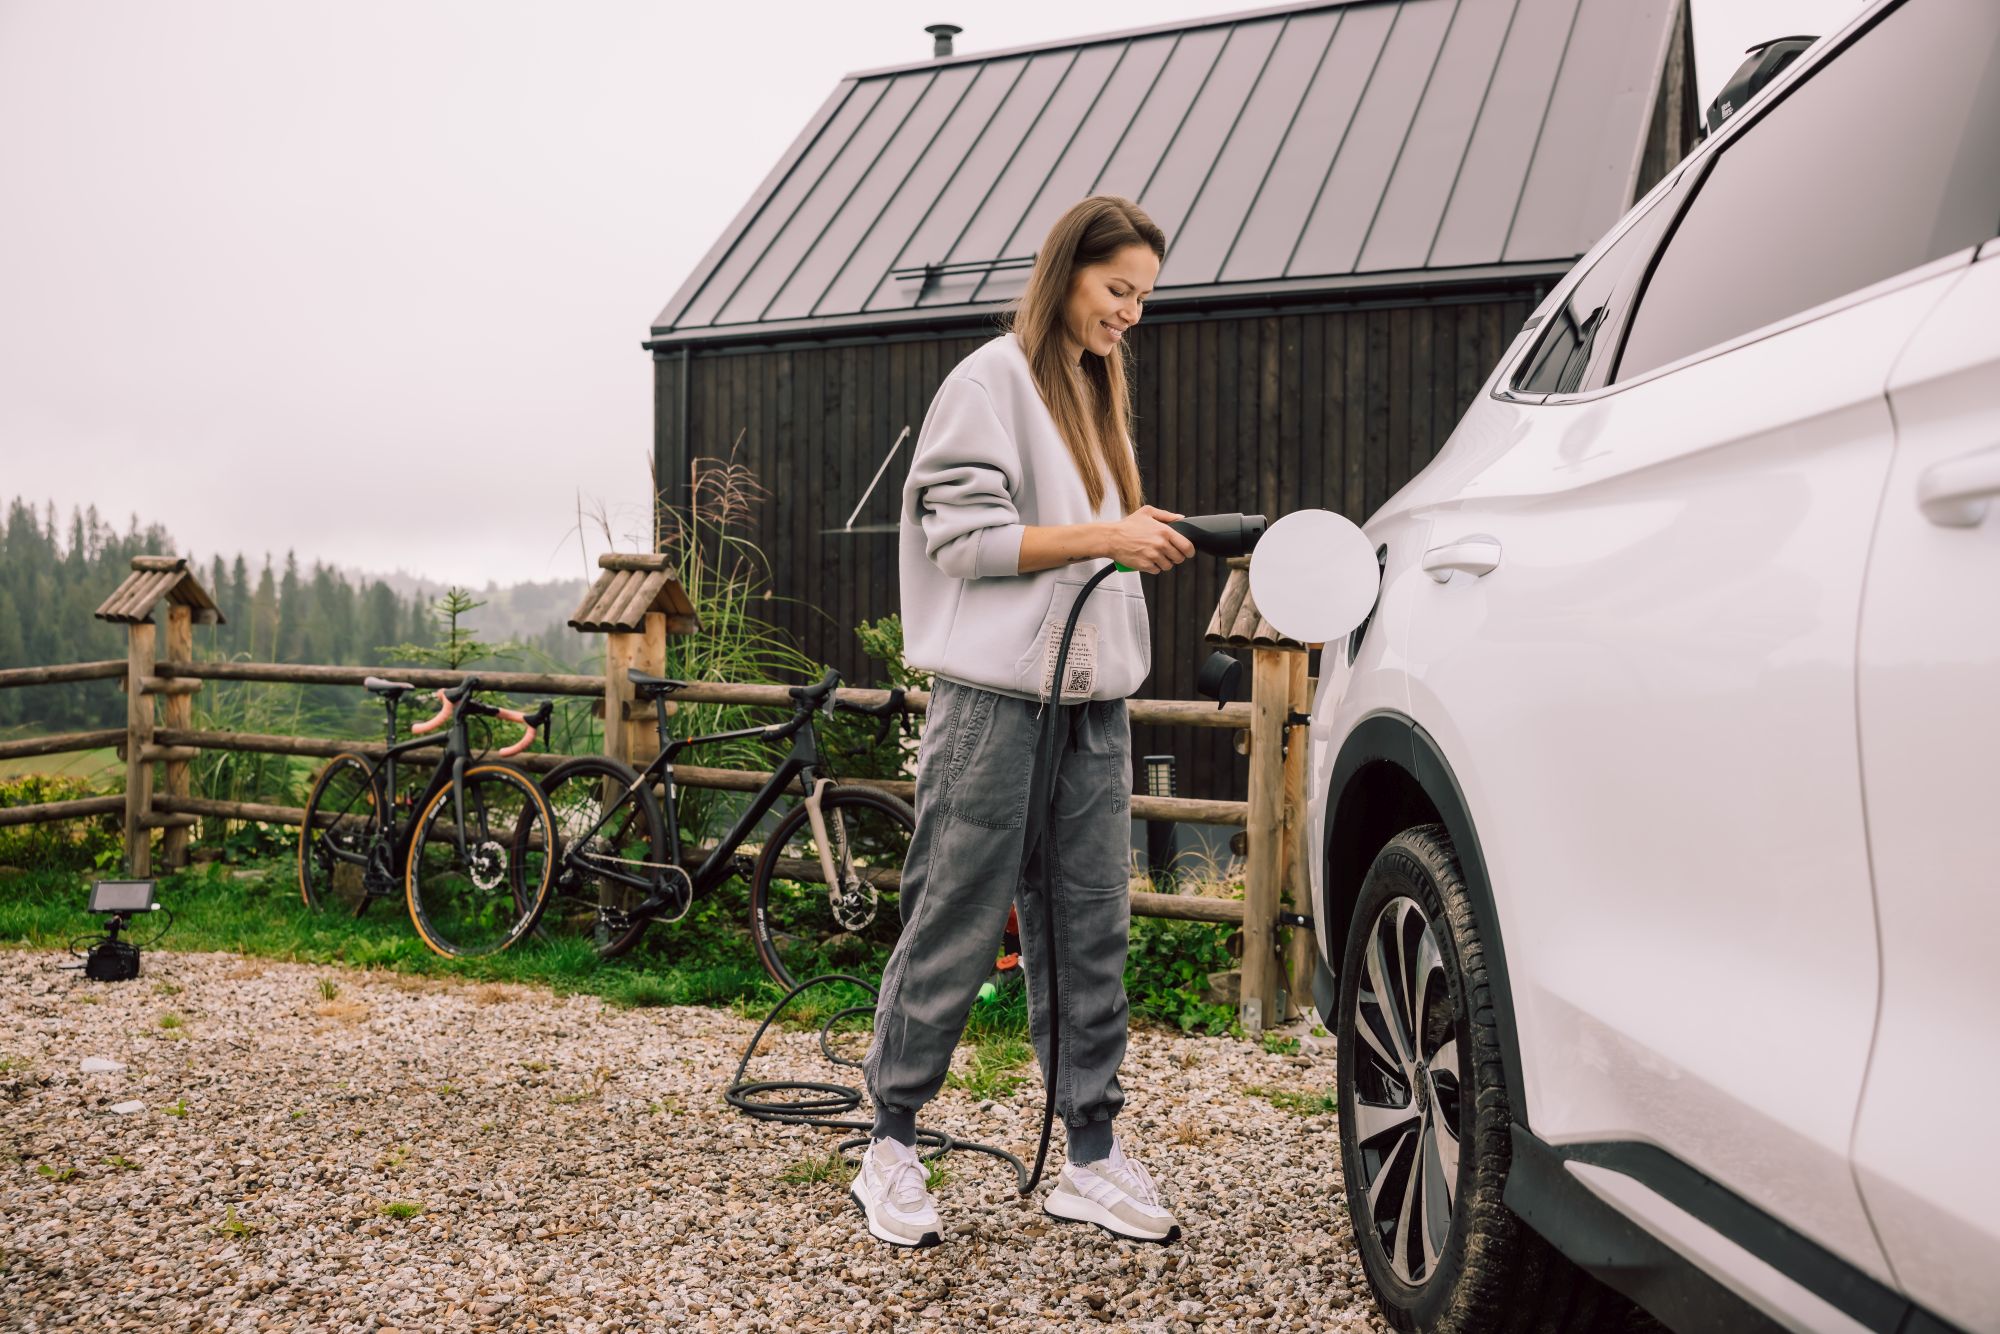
xmin=123 ymin=620 xmax=156 ymax=877
xmin=94 ymin=555 xmax=224 ymax=875
xmin=1241 ymin=648 xmax=1290 ymax=1035
xmin=603 ymin=631 xmax=639 ymax=767
xmin=1281 ymin=650 xmax=1316 ymax=1023
xmin=569 ymin=554 xmax=699 ymax=769
xmin=159 ymin=605 xmax=197 ymax=870
xmin=1205 ymin=554 xmax=1317 ymax=1037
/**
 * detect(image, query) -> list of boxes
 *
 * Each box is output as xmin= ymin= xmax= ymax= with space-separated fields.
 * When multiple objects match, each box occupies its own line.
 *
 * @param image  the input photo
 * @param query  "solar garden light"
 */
xmin=1142 ymin=754 xmax=1177 ymax=879
xmin=82 ymin=879 xmax=163 ymax=981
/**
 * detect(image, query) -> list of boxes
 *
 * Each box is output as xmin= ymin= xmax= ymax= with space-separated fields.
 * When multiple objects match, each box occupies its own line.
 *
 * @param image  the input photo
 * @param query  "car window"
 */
xmin=1511 ymin=187 xmax=1683 ymax=396
xmin=1616 ymin=0 xmax=2000 ymax=383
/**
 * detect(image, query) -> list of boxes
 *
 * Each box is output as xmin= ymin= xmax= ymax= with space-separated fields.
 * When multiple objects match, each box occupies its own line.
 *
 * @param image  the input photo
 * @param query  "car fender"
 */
xmin=1310 ymin=710 xmax=1528 ymax=1130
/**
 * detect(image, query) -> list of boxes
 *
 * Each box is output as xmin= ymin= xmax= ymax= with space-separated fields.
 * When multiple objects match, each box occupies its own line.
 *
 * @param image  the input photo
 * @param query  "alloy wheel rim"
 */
xmin=1350 ymin=894 xmax=1463 ymax=1287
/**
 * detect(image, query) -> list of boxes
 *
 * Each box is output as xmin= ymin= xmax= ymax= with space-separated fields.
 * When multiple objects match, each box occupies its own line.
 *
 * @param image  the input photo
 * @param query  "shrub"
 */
xmin=1124 ymin=917 xmax=1239 ymax=1036
xmin=0 ymin=774 xmax=121 ymax=872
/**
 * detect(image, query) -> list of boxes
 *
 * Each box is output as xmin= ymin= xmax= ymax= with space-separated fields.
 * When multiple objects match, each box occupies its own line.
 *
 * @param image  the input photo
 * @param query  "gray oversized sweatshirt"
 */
xmin=899 ymin=331 xmax=1152 ymax=704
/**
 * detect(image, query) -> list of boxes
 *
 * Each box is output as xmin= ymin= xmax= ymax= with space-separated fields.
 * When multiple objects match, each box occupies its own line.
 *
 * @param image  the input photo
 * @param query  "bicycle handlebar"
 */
xmin=787 ymin=667 xmax=843 ymax=711
xmin=491 ymin=700 xmax=554 ymax=758
xmin=410 ymin=691 xmax=455 ymax=735
xmin=407 ymin=680 xmax=548 ymax=755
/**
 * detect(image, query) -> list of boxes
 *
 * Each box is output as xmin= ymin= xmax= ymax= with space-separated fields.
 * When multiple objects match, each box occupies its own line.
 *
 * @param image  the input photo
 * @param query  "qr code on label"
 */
xmin=1039 ymin=620 xmax=1097 ymax=703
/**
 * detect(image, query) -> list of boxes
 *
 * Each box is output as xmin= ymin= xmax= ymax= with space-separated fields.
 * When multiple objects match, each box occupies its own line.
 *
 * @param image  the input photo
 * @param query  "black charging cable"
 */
xmin=726 ymin=517 xmax=1259 ymax=1195
xmin=724 ymin=972 xmax=1035 ymax=1190
xmin=1016 ymin=563 xmax=1117 ymax=1193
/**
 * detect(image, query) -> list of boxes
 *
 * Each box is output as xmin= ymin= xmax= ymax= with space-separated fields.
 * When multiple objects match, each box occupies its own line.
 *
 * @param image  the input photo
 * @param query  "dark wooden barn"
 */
xmin=645 ymin=0 xmax=1699 ymax=800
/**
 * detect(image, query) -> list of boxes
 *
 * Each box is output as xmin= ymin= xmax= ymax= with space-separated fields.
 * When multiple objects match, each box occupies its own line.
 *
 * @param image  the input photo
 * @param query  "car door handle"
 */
xmin=1918 ymin=445 xmax=2000 ymax=527
xmin=1423 ymin=536 xmax=1503 ymax=582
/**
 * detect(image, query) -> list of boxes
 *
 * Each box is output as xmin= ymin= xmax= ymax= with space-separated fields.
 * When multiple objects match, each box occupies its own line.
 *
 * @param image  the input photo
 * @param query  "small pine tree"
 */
xmin=377 ymin=586 xmax=521 ymax=671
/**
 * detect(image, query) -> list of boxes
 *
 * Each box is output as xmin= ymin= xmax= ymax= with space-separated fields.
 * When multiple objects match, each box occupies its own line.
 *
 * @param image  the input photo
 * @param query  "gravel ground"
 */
xmin=0 ymin=948 xmax=1391 ymax=1333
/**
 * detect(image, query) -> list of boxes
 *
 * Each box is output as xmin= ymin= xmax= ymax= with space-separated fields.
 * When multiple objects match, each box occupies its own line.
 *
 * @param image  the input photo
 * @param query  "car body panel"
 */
xmin=1390 ymin=268 xmax=1965 ymax=1285
xmin=1850 ymin=250 xmax=2000 ymax=1333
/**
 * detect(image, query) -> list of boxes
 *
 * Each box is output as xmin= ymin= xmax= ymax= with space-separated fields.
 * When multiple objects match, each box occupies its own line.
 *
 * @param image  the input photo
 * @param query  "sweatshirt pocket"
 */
xmin=1012 ymin=569 xmax=1099 ymax=699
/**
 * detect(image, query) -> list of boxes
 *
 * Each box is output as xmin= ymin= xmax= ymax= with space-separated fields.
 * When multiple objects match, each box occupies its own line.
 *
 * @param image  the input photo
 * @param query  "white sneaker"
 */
xmin=850 ymin=1137 xmax=942 ymax=1248
xmin=1043 ymin=1135 xmax=1181 ymax=1243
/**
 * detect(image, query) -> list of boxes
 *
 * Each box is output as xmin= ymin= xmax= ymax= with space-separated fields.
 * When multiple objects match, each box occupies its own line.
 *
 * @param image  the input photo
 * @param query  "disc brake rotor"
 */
xmin=831 ymin=874 xmax=877 ymax=932
xmin=469 ymin=840 xmax=507 ymax=891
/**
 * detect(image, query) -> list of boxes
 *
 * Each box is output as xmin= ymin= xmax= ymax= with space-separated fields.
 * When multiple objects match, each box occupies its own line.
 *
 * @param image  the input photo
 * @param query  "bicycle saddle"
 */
xmin=364 ymin=676 xmax=417 ymax=698
xmin=627 ymin=669 xmax=692 ymax=698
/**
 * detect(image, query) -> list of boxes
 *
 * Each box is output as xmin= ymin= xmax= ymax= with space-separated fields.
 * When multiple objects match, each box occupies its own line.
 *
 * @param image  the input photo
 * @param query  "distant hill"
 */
xmin=339 ymin=568 xmax=591 ymax=643
xmin=0 ymin=495 xmax=603 ymax=731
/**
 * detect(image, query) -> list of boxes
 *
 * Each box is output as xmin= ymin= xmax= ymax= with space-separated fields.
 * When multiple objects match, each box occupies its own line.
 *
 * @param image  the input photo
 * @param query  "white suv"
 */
xmin=1272 ymin=2 xmax=2000 ymax=1330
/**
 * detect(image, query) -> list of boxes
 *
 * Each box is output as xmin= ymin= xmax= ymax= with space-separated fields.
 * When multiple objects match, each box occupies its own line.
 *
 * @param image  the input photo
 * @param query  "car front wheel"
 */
xmin=1336 ymin=823 xmax=1654 ymax=1333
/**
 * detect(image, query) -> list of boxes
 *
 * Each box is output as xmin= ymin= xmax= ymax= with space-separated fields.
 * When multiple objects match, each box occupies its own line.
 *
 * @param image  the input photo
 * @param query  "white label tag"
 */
xmin=1039 ymin=620 xmax=1097 ymax=703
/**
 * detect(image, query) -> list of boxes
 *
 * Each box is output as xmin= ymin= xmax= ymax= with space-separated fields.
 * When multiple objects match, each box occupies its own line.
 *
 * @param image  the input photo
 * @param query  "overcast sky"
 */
xmin=0 ymin=0 xmax=1862 ymax=589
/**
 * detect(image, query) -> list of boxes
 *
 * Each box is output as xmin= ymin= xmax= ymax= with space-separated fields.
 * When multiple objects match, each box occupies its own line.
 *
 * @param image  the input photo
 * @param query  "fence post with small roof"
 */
xmin=566 ymin=553 xmax=700 ymax=770
xmin=93 ymin=556 xmax=222 ymax=876
xmin=1206 ymin=556 xmax=1317 ymax=1035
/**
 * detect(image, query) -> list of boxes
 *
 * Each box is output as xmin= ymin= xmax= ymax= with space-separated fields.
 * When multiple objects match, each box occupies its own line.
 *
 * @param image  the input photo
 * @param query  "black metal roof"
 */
xmin=650 ymin=0 xmax=1685 ymax=345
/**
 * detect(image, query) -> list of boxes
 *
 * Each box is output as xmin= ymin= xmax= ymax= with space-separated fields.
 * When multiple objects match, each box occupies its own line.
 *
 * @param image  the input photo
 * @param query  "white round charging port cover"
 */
xmin=1248 ymin=509 xmax=1380 ymax=645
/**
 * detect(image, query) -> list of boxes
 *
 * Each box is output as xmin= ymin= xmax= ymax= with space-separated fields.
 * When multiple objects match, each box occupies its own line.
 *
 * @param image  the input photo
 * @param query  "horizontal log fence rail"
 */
xmin=0 ymin=657 xmax=1258 ymax=897
xmin=1 ymin=552 xmax=1317 ymax=1030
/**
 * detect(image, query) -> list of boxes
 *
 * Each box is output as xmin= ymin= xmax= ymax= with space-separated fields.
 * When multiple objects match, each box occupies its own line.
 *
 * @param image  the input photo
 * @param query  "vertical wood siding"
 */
xmin=656 ymin=295 xmax=1532 ymax=800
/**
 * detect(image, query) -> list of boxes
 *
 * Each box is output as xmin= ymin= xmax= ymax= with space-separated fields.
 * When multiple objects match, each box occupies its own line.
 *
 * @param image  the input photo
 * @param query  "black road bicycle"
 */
xmin=297 ymin=675 xmax=558 ymax=958
xmin=536 ymin=667 xmax=916 ymax=991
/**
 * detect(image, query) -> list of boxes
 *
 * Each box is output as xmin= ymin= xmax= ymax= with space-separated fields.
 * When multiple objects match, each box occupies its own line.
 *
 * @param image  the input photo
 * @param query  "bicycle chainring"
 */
xmin=654 ymin=864 xmax=694 ymax=925
xmin=363 ymin=840 xmax=398 ymax=898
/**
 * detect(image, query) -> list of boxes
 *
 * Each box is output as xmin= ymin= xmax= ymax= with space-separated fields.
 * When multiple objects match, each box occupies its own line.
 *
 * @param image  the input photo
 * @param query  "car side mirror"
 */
xmin=1248 ymin=509 xmax=1381 ymax=645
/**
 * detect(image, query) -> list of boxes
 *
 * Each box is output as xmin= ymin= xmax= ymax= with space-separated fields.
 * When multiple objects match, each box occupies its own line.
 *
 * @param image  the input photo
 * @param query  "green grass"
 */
xmin=943 ymin=1036 xmax=1033 ymax=1101
xmin=0 ymin=858 xmax=784 ymax=1013
xmin=379 ymin=1201 xmax=424 ymax=1220
xmin=777 ymin=1150 xmax=854 ymax=1187
xmin=0 ymin=747 xmax=121 ymax=783
xmin=216 ymin=1205 xmax=259 ymax=1237
xmin=0 ymin=847 xmax=1228 ymax=1058
xmin=1245 ymin=1084 xmax=1339 ymax=1117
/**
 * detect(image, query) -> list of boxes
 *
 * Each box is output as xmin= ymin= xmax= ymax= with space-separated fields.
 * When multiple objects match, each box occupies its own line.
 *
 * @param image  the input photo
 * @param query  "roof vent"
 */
xmin=926 ymin=24 xmax=961 ymax=59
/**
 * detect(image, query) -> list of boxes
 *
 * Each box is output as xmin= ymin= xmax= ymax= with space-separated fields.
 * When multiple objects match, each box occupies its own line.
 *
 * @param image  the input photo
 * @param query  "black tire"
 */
xmin=535 ymin=755 xmax=668 ymax=958
xmin=749 ymin=785 xmax=915 ymax=993
xmin=1336 ymin=824 xmax=1657 ymax=1334
xmin=298 ymin=754 xmax=381 ymax=916
xmin=404 ymin=763 xmax=556 ymax=959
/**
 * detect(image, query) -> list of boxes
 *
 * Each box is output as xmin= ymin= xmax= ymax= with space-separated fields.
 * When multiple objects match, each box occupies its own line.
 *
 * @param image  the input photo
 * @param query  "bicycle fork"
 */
xmin=802 ymin=778 xmax=848 ymax=902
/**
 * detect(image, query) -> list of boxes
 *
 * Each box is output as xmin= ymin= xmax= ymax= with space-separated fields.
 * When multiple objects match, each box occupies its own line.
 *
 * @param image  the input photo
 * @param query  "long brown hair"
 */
xmin=1002 ymin=196 xmax=1165 ymax=514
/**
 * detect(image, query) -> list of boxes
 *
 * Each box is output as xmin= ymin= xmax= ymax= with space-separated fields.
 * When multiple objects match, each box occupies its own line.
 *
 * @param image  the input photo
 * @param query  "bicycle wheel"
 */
xmin=405 ymin=763 xmax=556 ymax=958
xmin=298 ymin=754 xmax=381 ymax=916
xmin=536 ymin=755 xmax=668 ymax=958
xmin=750 ymin=785 xmax=916 ymax=993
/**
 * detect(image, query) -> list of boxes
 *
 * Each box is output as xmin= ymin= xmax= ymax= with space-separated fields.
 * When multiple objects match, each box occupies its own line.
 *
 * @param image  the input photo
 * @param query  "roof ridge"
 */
xmin=840 ymin=0 xmax=1366 ymax=82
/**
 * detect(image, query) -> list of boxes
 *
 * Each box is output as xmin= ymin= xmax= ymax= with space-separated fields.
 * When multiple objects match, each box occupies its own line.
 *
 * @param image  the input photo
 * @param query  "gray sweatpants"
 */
xmin=862 ymin=675 xmax=1133 ymax=1164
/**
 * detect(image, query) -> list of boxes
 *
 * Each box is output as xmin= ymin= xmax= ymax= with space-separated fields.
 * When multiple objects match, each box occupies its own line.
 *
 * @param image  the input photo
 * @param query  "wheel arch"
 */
xmin=1314 ymin=711 xmax=1529 ymax=1130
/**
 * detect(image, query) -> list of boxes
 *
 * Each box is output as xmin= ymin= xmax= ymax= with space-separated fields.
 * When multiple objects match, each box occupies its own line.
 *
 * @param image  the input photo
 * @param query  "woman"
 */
xmin=854 ymin=196 xmax=1195 ymax=1249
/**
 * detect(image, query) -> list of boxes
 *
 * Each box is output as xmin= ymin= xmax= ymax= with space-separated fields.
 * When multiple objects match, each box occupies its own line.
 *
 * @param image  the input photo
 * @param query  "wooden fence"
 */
xmin=0 ymin=557 xmax=1321 ymax=1032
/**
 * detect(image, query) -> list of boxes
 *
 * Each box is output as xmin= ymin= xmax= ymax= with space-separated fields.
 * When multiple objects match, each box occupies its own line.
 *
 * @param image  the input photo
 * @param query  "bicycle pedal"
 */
xmin=729 ymin=855 xmax=756 ymax=878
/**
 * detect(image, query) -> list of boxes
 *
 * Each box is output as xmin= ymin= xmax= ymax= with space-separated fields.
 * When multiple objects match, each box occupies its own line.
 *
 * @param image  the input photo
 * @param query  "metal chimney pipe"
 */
xmin=926 ymin=24 xmax=961 ymax=59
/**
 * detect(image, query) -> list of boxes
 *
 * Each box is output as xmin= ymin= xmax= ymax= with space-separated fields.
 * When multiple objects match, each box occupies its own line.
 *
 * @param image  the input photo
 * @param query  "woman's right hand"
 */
xmin=1107 ymin=506 xmax=1196 ymax=574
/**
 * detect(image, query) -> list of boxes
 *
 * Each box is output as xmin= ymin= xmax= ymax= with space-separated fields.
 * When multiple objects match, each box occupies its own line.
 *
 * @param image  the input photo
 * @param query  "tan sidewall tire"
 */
xmin=404 ymin=764 xmax=555 ymax=959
